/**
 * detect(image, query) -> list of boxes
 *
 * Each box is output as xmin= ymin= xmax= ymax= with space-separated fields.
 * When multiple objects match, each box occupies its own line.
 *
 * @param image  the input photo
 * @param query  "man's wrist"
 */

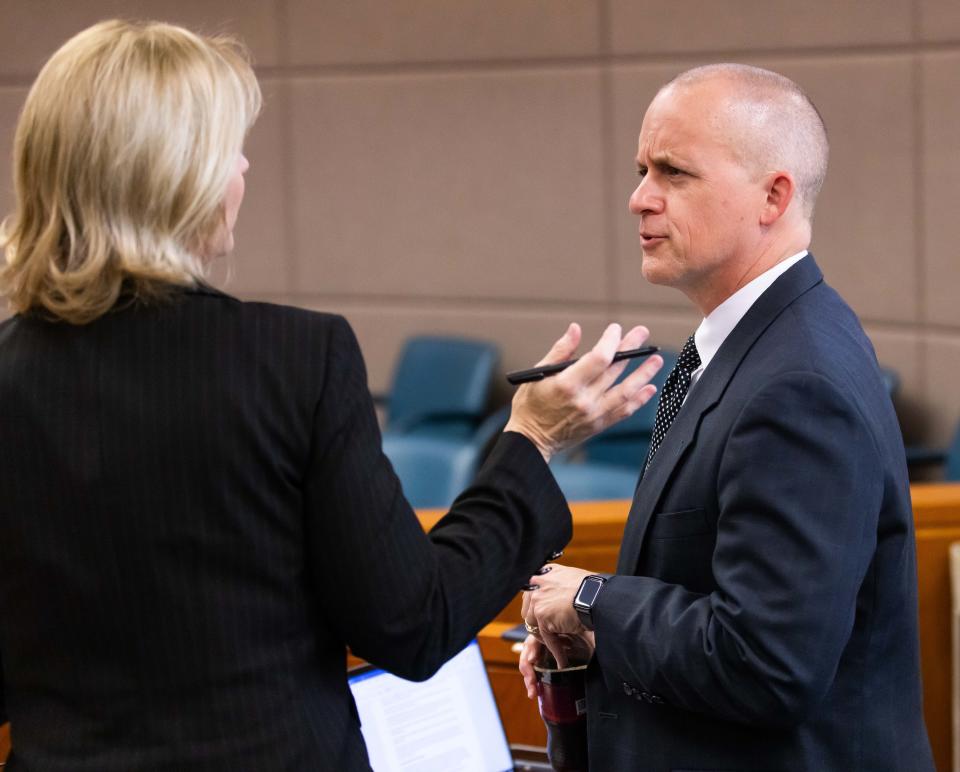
xmin=573 ymin=574 xmax=607 ymax=631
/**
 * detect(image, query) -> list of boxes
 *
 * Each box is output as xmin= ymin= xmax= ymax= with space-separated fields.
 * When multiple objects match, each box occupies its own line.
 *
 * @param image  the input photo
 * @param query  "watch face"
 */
xmin=576 ymin=577 xmax=604 ymax=608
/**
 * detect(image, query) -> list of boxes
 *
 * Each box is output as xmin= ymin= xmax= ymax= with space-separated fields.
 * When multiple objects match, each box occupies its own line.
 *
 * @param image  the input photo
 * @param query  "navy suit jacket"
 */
xmin=0 ymin=286 xmax=571 ymax=771
xmin=586 ymin=256 xmax=934 ymax=771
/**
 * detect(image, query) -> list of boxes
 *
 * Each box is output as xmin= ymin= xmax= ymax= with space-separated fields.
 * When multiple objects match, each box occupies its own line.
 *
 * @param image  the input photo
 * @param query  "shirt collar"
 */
xmin=693 ymin=250 xmax=807 ymax=377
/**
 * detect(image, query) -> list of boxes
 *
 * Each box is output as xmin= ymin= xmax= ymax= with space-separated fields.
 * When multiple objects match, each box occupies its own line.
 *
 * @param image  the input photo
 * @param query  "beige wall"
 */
xmin=2 ymin=1 xmax=959 ymax=447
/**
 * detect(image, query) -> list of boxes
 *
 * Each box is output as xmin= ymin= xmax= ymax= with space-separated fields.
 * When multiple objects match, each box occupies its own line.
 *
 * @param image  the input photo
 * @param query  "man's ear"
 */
xmin=759 ymin=171 xmax=795 ymax=226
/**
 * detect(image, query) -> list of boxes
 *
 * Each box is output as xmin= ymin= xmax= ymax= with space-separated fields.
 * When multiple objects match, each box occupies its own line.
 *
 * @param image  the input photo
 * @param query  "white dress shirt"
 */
xmin=689 ymin=251 xmax=808 ymax=390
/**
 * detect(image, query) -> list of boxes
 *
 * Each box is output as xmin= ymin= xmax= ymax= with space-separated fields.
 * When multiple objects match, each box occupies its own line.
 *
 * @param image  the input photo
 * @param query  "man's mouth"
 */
xmin=640 ymin=232 xmax=667 ymax=247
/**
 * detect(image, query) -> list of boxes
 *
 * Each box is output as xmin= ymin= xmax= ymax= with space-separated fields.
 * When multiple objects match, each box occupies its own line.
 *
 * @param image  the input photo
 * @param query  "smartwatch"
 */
xmin=573 ymin=574 xmax=607 ymax=630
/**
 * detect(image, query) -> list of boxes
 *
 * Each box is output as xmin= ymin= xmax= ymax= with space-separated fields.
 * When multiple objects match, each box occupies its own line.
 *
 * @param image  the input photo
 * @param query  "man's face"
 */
xmin=629 ymin=81 xmax=766 ymax=307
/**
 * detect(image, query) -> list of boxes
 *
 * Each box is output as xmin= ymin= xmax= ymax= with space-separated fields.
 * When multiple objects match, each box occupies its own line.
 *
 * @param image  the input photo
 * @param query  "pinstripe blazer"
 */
xmin=0 ymin=285 xmax=571 ymax=771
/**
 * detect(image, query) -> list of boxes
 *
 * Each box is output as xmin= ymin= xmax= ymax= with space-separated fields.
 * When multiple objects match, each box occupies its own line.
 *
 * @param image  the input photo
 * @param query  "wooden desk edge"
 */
xmin=911 ymin=483 xmax=960 ymax=526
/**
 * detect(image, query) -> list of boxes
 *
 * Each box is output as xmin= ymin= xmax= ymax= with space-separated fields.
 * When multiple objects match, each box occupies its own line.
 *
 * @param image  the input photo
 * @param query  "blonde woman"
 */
xmin=0 ymin=20 xmax=661 ymax=771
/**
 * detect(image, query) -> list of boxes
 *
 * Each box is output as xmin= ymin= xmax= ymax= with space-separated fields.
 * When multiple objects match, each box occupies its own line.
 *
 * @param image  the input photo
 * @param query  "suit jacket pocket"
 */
xmin=648 ymin=507 xmax=710 ymax=539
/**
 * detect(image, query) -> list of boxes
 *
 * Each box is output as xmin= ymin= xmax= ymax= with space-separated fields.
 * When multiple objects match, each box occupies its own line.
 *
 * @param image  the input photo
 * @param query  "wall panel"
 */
xmin=608 ymin=0 xmax=913 ymax=54
xmin=918 ymin=0 xmax=960 ymax=43
xmin=922 ymin=53 xmax=960 ymax=328
xmin=288 ymin=68 xmax=608 ymax=303
xmin=285 ymin=0 xmax=600 ymax=66
xmin=0 ymin=0 xmax=281 ymax=76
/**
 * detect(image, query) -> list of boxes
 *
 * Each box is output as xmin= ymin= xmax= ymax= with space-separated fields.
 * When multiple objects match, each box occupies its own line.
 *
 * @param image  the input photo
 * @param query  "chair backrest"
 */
xmin=947 ymin=426 xmax=960 ymax=482
xmin=386 ymin=336 xmax=499 ymax=440
xmin=549 ymin=459 xmax=639 ymax=502
xmin=381 ymin=435 xmax=481 ymax=509
xmin=582 ymin=348 xmax=677 ymax=468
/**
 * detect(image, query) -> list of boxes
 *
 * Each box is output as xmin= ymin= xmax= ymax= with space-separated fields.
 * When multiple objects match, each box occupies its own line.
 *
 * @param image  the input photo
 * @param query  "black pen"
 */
xmin=506 ymin=346 xmax=660 ymax=385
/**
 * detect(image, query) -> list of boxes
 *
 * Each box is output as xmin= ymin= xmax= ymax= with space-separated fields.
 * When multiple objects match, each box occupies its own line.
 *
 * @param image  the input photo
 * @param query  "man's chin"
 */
xmin=640 ymin=257 xmax=673 ymax=286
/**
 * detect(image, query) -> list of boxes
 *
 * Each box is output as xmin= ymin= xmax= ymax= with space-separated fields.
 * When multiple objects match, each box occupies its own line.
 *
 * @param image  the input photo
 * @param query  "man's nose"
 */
xmin=629 ymin=179 xmax=662 ymax=215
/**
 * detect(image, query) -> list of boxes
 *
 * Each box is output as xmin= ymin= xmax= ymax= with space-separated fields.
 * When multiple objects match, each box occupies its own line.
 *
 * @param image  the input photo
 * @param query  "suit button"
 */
xmin=640 ymin=691 xmax=652 ymax=703
xmin=650 ymin=695 xmax=664 ymax=705
xmin=622 ymin=683 xmax=635 ymax=697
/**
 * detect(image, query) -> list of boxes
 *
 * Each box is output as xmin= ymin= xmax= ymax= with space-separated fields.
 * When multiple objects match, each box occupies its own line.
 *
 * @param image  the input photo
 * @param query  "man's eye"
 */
xmin=665 ymin=165 xmax=684 ymax=177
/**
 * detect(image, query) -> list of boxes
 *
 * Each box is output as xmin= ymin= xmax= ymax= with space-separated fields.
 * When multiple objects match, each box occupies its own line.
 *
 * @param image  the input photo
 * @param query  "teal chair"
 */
xmin=580 ymin=348 xmax=677 ymax=469
xmin=549 ymin=459 xmax=640 ymax=502
xmin=905 ymin=424 xmax=960 ymax=481
xmin=382 ymin=406 xmax=511 ymax=509
xmin=382 ymin=435 xmax=482 ymax=509
xmin=378 ymin=336 xmax=499 ymax=441
xmin=546 ymin=346 xmax=674 ymax=501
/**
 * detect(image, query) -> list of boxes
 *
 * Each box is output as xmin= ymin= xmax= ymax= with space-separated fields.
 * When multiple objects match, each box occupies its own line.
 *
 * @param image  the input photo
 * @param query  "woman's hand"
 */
xmin=503 ymin=323 xmax=662 ymax=462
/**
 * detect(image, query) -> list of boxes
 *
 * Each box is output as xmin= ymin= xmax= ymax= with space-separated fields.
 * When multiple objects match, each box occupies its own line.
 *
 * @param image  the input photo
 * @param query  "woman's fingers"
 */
xmin=596 ymin=351 xmax=663 ymax=424
xmin=577 ymin=324 xmax=652 ymax=397
xmin=503 ymin=321 xmax=664 ymax=458
xmin=557 ymin=323 xmax=622 ymax=387
xmin=533 ymin=322 xmax=581 ymax=367
xmin=558 ymin=325 xmax=662 ymax=435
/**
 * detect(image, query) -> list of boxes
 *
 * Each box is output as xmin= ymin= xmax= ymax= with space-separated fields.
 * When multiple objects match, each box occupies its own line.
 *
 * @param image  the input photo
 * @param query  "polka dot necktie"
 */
xmin=644 ymin=335 xmax=701 ymax=471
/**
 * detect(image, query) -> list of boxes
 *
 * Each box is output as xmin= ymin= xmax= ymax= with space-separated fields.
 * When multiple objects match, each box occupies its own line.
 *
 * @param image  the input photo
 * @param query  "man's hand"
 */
xmin=518 ymin=630 xmax=595 ymax=699
xmin=504 ymin=323 xmax=662 ymax=462
xmin=521 ymin=564 xmax=594 ymax=667
xmin=518 ymin=634 xmax=543 ymax=699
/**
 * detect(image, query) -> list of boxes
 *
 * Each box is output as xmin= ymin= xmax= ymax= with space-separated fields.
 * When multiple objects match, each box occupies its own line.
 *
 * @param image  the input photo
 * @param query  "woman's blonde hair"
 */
xmin=0 ymin=19 xmax=261 ymax=323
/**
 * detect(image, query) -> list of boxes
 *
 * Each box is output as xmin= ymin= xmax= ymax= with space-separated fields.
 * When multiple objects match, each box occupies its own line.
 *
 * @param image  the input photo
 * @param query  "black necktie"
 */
xmin=644 ymin=335 xmax=701 ymax=470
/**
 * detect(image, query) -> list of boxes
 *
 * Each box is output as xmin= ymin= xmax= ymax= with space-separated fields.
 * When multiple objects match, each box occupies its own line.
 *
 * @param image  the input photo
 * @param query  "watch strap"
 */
xmin=574 ymin=574 xmax=607 ymax=630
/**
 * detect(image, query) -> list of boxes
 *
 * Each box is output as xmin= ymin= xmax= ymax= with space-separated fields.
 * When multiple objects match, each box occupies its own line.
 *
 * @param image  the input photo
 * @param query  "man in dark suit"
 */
xmin=521 ymin=64 xmax=935 ymax=771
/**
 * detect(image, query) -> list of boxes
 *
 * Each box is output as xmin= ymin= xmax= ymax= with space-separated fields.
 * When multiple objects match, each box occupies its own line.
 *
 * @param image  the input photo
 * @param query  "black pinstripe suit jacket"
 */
xmin=0 ymin=285 xmax=571 ymax=771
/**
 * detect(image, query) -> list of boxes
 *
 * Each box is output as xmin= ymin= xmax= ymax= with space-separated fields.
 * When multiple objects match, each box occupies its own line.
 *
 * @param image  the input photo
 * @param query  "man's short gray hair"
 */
xmin=664 ymin=64 xmax=829 ymax=220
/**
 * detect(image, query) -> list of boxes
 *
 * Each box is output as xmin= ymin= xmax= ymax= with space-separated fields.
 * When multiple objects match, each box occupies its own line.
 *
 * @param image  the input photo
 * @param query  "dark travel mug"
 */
xmin=534 ymin=650 xmax=589 ymax=772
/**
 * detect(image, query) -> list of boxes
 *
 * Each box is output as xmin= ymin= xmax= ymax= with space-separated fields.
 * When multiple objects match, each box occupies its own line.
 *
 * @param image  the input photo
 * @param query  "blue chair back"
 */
xmin=946 ymin=427 xmax=960 ymax=482
xmin=386 ymin=336 xmax=499 ymax=440
xmin=382 ymin=435 xmax=481 ymax=509
xmin=550 ymin=459 xmax=639 ymax=502
xmin=582 ymin=348 xmax=677 ymax=468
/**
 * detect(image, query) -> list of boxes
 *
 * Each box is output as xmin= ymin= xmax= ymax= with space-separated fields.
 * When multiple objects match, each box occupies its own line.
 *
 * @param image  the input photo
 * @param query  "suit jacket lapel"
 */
xmin=616 ymin=255 xmax=825 ymax=575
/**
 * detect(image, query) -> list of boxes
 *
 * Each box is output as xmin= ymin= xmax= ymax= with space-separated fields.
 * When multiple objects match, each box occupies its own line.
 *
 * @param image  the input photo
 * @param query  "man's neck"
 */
xmin=688 ymin=236 xmax=810 ymax=316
